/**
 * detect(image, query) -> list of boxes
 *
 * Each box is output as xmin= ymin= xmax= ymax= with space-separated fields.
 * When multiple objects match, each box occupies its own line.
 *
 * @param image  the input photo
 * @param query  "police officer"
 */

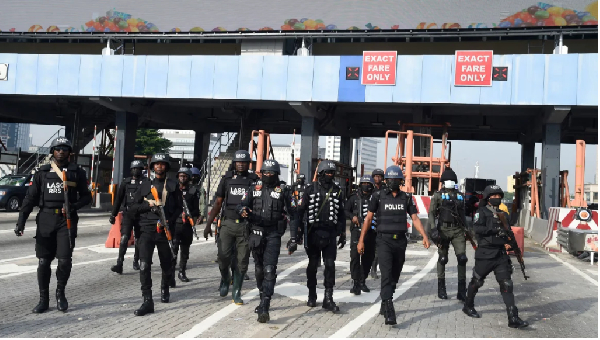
xmin=15 ymin=137 xmax=92 ymax=313
xmin=129 ymin=153 xmax=178 ymax=316
xmin=292 ymin=174 xmax=307 ymax=244
xmin=190 ymin=167 xmax=207 ymax=224
xmin=204 ymin=150 xmax=259 ymax=305
xmin=427 ymin=167 xmax=469 ymax=301
xmin=110 ymin=160 xmax=147 ymax=274
xmin=173 ymin=167 xmax=200 ymax=283
xmin=358 ymin=165 xmax=430 ymax=325
xmin=237 ymin=159 xmax=297 ymax=323
xmin=345 ymin=175 xmax=377 ymax=295
xmin=463 ymin=185 xmax=528 ymax=328
xmin=296 ymin=160 xmax=346 ymax=312
xmin=370 ymin=168 xmax=386 ymax=279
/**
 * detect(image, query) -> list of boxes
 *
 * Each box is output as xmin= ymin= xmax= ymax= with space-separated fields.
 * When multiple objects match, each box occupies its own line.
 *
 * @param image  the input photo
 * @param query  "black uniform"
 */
xmin=173 ymin=183 xmax=200 ymax=279
xmin=17 ymin=162 xmax=91 ymax=310
xmin=370 ymin=182 xmax=387 ymax=278
xmin=111 ymin=176 xmax=148 ymax=268
xmin=292 ymin=182 xmax=307 ymax=244
xmin=368 ymin=188 xmax=417 ymax=301
xmin=130 ymin=177 xmax=178 ymax=301
xmin=237 ymin=180 xmax=296 ymax=320
xmin=296 ymin=181 xmax=345 ymax=303
xmin=345 ymin=191 xmax=377 ymax=290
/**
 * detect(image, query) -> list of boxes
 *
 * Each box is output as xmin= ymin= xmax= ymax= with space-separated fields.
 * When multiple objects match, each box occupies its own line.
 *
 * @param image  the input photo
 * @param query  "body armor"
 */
xmin=38 ymin=163 xmax=79 ymax=209
xmin=223 ymin=172 xmax=258 ymax=219
xmin=307 ymin=183 xmax=342 ymax=230
xmin=439 ymin=189 xmax=464 ymax=224
xmin=249 ymin=185 xmax=286 ymax=229
xmin=376 ymin=190 xmax=410 ymax=234
xmin=124 ymin=177 xmax=146 ymax=208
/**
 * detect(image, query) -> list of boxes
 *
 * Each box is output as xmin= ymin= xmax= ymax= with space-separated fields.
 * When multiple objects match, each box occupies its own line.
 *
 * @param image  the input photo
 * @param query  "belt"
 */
xmin=222 ymin=216 xmax=243 ymax=224
xmin=378 ymin=232 xmax=406 ymax=239
xmin=41 ymin=208 xmax=64 ymax=214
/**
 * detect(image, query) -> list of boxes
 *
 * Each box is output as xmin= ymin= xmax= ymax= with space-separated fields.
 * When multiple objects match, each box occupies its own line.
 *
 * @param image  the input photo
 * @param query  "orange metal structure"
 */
xmin=559 ymin=170 xmax=571 ymax=208
xmin=570 ymin=140 xmax=587 ymax=208
xmin=248 ymin=130 xmax=274 ymax=174
xmin=527 ymin=168 xmax=541 ymax=218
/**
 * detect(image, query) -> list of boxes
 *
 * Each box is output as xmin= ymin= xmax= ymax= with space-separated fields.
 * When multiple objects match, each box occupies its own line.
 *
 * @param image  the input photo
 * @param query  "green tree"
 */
xmin=135 ymin=129 xmax=172 ymax=155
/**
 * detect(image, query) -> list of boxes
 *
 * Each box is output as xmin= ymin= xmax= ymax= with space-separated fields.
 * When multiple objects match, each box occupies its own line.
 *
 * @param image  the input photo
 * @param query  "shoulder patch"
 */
xmin=275 ymin=187 xmax=282 ymax=193
xmin=474 ymin=213 xmax=479 ymax=223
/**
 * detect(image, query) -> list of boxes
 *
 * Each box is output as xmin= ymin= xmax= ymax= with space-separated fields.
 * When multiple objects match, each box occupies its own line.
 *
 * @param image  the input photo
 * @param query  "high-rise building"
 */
xmin=158 ymin=129 xmax=219 ymax=162
xmin=325 ymin=137 xmax=379 ymax=176
xmin=0 ymin=123 xmax=31 ymax=151
xmin=506 ymin=175 xmax=516 ymax=193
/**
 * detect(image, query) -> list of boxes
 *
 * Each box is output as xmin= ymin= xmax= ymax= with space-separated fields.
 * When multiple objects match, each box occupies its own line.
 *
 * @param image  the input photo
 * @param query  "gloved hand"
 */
xmin=14 ymin=224 xmax=24 ymax=237
xmin=337 ymin=232 xmax=346 ymax=249
xmin=204 ymin=224 xmax=213 ymax=240
xmin=287 ymin=238 xmax=297 ymax=255
xmin=150 ymin=206 xmax=160 ymax=215
xmin=496 ymin=227 xmax=508 ymax=239
xmin=296 ymin=231 xmax=304 ymax=245
xmin=109 ymin=215 xmax=116 ymax=225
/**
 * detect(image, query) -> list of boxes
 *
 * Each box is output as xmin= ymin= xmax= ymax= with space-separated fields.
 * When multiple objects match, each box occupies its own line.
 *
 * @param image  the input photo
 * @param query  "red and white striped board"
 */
xmin=407 ymin=195 xmax=432 ymax=233
xmin=543 ymin=207 xmax=599 ymax=251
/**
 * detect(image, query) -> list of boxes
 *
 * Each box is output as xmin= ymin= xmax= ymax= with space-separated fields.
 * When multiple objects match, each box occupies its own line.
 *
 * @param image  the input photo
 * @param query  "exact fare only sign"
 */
xmin=361 ymin=51 xmax=397 ymax=85
xmin=454 ymin=50 xmax=493 ymax=86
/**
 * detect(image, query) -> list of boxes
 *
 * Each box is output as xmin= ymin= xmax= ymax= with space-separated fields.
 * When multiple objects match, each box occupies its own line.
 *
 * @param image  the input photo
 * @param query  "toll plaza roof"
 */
xmin=0 ymin=53 xmax=597 ymax=144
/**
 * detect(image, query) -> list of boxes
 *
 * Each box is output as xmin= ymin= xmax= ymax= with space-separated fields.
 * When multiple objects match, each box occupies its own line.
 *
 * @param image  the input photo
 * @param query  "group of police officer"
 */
xmin=14 ymin=137 xmax=528 ymax=329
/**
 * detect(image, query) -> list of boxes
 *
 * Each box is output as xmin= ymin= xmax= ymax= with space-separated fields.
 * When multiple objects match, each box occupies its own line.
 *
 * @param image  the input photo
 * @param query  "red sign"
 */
xmin=361 ymin=51 xmax=397 ymax=85
xmin=454 ymin=50 xmax=493 ymax=86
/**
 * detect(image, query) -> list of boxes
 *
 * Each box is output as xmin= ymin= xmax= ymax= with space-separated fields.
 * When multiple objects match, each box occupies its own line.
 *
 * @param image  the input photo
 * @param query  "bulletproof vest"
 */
xmin=224 ymin=172 xmax=257 ymax=218
xmin=293 ymin=183 xmax=306 ymax=200
xmin=142 ymin=178 xmax=176 ymax=223
xmin=477 ymin=206 xmax=509 ymax=248
xmin=124 ymin=177 xmax=145 ymax=207
xmin=376 ymin=189 xmax=409 ymax=234
xmin=250 ymin=184 xmax=286 ymax=228
xmin=438 ymin=189 xmax=464 ymax=224
xmin=178 ymin=185 xmax=197 ymax=222
xmin=38 ymin=163 xmax=79 ymax=209
xmin=307 ymin=183 xmax=342 ymax=229
xmin=359 ymin=192 xmax=377 ymax=229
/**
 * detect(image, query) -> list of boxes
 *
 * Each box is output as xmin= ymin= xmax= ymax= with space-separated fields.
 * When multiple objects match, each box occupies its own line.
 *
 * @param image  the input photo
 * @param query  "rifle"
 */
xmin=496 ymin=211 xmax=529 ymax=280
xmin=181 ymin=194 xmax=199 ymax=240
xmin=150 ymin=186 xmax=176 ymax=259
xmin=438 ymin=197 xmax=478 ymax=250
xmin=61 ymin=170 xmax=72 ymax=249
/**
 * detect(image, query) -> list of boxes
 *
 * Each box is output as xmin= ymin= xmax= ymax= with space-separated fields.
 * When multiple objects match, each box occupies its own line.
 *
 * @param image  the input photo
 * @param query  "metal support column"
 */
xmin=193 ymin=131 xmax=211 ymax=168
xmin=520 ymin=142 xmax=535 ymax=173
xmin=541 ymin=123 xmax=561 ymax=219
xmin=114 ymin=111 xmax=137 ymax=186
xmin=300 ymin=116 xmax=319 ymax=180
xmin=340 ymin=136 xmax=352 ymax=166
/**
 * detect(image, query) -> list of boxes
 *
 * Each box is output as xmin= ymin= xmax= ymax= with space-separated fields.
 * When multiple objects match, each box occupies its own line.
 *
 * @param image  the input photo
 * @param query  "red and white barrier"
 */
xmin=407 ymin=195 xmax=432 ymax=233
xmin=542 ymin=207 xmax=599 ymax=250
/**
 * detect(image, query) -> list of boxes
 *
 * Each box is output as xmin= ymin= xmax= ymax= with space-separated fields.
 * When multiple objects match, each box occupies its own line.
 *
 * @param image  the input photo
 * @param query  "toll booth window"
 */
xmin=594 ymin=192 xmax=598 ymax=202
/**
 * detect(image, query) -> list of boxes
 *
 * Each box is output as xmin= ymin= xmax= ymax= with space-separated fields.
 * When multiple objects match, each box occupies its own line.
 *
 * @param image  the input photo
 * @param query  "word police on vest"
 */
xmin=384 ymin=203 xmax=404 ymax=210
xmin=230 ymin=187 xmax=246 ymax=196
xmin=47 ymin=183 xmax=63 ymax=194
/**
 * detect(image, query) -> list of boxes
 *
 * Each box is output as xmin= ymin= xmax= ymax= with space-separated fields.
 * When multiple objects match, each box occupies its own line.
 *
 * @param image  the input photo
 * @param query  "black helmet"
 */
xmin=372 ymin=168 xmax=384 ymax=177
xmin=149 ymin=153 xmax=170 ymax=171
xmin=261 ymin=159 xmax=280 ymax=174
xmin=130 ymin=160 xmax=145 ymax=169
xmin=177 ymin=167 xmax=192 ymax=178
xmin=317 ymin=160 xmax=336 ymax=174
xmin=233 ymin=150 xmax=251 ymax=162
xmin=483 ymin=185 xmax=504 ymax=199
xmin=360 ymin=175 xmax=375 ymax=185
xmin=298 ymin=174 xmax=306 ymax=180
xmin=440 ymin=167 xmax=458 ymax=182
xmin=384 ymin=165 xmax=404 ymax=179
xmin=49 ymin=137 xmax=72 ymax=154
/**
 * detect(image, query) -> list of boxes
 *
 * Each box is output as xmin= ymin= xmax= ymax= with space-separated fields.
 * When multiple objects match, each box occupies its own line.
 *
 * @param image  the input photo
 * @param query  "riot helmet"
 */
xmin=359 ymin=175 xmax=374 ymax=194
xmin=149 ymin=153 xmax=170 ymax=173
xmin=49 ymin=137 xmax=72 ymax=154
xmin=233 ymin=150 xmax=250 ymax=174
xmin=372 ymin=168 xmax=385 ymax=186
xmin=384 ymin=165 xmax=404 ymax=191
xmin=317 ymin=160 xmax=336 ymax=184
xmin=130 ymin=160 xmax=144 ymax=178
xmin=190 ymin=167 xmax=201 ymax=185
xmin=177 ymin=167 xmax=192 ymax=184
xmin=260 ymin=159 xmax=280 ymax=187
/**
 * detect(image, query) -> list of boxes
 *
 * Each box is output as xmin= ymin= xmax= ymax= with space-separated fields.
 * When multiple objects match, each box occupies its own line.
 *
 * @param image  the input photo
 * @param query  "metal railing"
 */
xmin=197 ymin=132 xmax=237 ymax=203
xmin=21 ymin=128 xmax=64 ymax=174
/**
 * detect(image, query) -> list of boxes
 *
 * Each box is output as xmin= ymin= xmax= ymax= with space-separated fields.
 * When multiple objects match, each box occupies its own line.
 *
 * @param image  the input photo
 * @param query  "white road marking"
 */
xmin=275 ymin=282 xmax=381 ymax=304
xmin=0 ymin=243 xmax=104 ymax=263
xmin=330 ymin=251 xmax=438 ymax=338
xmin=548 ymin=254 xmax=598 ymax=287
xmin=0 ymin=222 xmax=109 ymax=234
xmin=177 ymin=259 xmax=310 ymax=338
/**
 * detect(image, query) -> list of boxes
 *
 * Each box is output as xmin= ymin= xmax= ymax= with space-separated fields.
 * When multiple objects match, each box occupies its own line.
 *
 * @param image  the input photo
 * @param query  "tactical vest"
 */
xmin=438 ymin=189 xmax=464 ymax=224
xmin=141 ymin=178 xmax=176 ymax=224
xmin=124 ymin=177 xmax=146 ymax=208
xmin=307 ymin=183 xmax=342 ymax=230
xmin=356 ymin=193 xmax=377 ymax=230
xmin=250 ymin=185 xmax=286 ymax=229
xmin=477 ymin=206 xmax=509 ymax=248
xmin=38 ymin=163 xmax=79 ymax=209
xmin=376 ymin=190 xmax=410 ymax=234
xmin=223 ymin=172 xmax=258 ymax=219
xmin=178 ymin=185 xmax=197 ymax=223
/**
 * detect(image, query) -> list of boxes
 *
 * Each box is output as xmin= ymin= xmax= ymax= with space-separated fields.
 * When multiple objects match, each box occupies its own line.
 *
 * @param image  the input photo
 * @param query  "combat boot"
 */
xmin=383 ymin=299 xmax=397 ymax=325
xmin=437 ymin=278 xmax=448 ymax=299
xmin=457 ymin=279 xmax=467 ymax=302
xmin=111 ymin=260 xmax=124 ymax=274
xmin=56 ymin=288 xmax=69 ymax=312
xmin=359 ymin=280 xmax=370 ymax=293
xmin=178 ymin=260 xmax=189 ymax=282
xmin=255 ymin=291 xmax=264 ymax=313
xmin=132 ymin=260 xmax=140 ymax=271
xmin=32 ymin=289 xmax=50 ymax=314
xmin=379 ymin=300 xmax=385 ymax=315
xmin=169 ymin=270 xmax=177 ymax=288
xmin=463 ymin=279 xmax=481 ymax=318
xmin=322 ymin=288 xmax=339 ymax=312
xmin=132 ymin=239 xmax=140 ymax=270
xmin=257 ymin=296 xmax=271 ymax=323
xmin=244 ymin=273 xmax=250 ymax=281
xmin=219 ymin=267 xmax=231 ymax=297
xmin=307 ymin=287 xmax=317 ymax=307
xmin=350 ymin=280 xmax=361 ymax=295
xmin=231 ymin=270 xmax=244 ymax=305
xmin=134 ymin=291 xmax=154 ymax=316
xmin=161 ymin=275 xmax=170 ymax=303
xmin=507 ymin=306 xmax=529 ymax=328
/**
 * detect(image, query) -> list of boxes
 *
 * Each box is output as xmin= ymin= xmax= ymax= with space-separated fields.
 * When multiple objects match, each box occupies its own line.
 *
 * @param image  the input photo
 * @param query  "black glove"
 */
xmin=109 ymin=215 xmax=116 ymax=225
xmin=296 ymin=231 xmax=304 ymax=245
xmin=337 ymin=232 xmax=346 ymax=249
xmin=150 ymin=206 xmax=160 ymax=214
xmin=496 ymin=227 xmax=508 ymax=239
xmin=14 ymin=224 xmax=24 ymax=237
xmin=287 ymin=238 xmax=297 ymax=254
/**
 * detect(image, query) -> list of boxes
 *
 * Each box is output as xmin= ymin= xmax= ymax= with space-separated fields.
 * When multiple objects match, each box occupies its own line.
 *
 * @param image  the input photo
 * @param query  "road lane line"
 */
xmin=548 ymin=254 xmax=598 ymax=286
xmin=177 ymin=259 xmax=310 ymax=338
xmin=0 ymin=224 xmax=108 ymax=234
xmin=330 ymin=251 xmax=438 ymax=338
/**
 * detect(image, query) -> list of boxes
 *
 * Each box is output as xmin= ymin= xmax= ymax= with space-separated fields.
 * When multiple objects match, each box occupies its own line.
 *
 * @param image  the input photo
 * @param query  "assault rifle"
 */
xmin=61 ymin=169 xmax=72 ymax=249
xmin=150 ymin=186 xmax=176 ymax=259
xmin=182 ymin=195 xmax=199 ymax=240
xmin=436 ymin=204 xmax=477 ymax=250
xmin=496 ymin=211 xmax=529 ymax=280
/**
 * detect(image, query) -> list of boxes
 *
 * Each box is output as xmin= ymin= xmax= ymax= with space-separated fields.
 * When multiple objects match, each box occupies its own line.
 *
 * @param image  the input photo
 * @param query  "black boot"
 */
xmin=462 ymin=279 xmax=481 ymax=318
xmin=134 ymin=291 xmax=154 ymax=316
xmin=231 ymin=270 xmax=245 ymax=305
xmin=169 ymin=271 xmax=177 ymax=288
xmin=307 ymin=287 xmax=317 ymax=307
xmin=111 ymin=260 xmax=124 ymax=274
xmin=383 ymin=299 xmax=397 ymax=325
xmin=32 ymin=290 xmax=50 ymax=314
xmin=360 ymin=280 xmax=370 ymax=293
xmin=350 ymin=280 xmax=361 ymax=295
xmin=507 ymin=306 xmax=529 ymax=328
xmin=178 ymin=260 xmax=189 ymax=282
xmin=244 ymin=273 xmax=250 ymax=280
xmin=219 ymin=267 xmax=231 ymax=297
xmin=379 ymin=300 xmax=385 ymax=315
xmin=161 ymin=275 xmax=170 ymax=303
xmin=438 ymin=278 xmax=448 ymax=300
xmin=132 ymin=259 xmax=140 ymax=271
xmin=257 ymin=296 xmax=271 ymax=323
xmin=322 ymin=288 xmax=339 ymax=312
xmin=457 ymin=279 xmax=467 ymax=302
xmin=255 ymin=292 xmax=264 ymax=313
xmin=133 ymin=239 xmax=140 ymax=270
xmin=56 ymin=288 xmax=69 ymax=312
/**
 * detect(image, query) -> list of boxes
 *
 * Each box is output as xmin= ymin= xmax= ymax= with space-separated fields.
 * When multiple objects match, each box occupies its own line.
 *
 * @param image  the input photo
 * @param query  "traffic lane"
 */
xmin=546 ymin=247 xmax=598 ymax=281
xmin=0 ymin=209 xmax=111 ymax=224
xmin=0 ymin=211 xmax=111 ymax=230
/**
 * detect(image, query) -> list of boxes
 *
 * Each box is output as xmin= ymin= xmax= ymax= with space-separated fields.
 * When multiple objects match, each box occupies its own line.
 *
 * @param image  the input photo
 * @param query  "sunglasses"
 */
xmin=54 ymin=146 xmax=70 ymax=152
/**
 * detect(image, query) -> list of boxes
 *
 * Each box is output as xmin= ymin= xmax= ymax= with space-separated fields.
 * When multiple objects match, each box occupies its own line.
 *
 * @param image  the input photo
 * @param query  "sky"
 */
xmin=31 ymin=124 xmax=598 ymax=190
